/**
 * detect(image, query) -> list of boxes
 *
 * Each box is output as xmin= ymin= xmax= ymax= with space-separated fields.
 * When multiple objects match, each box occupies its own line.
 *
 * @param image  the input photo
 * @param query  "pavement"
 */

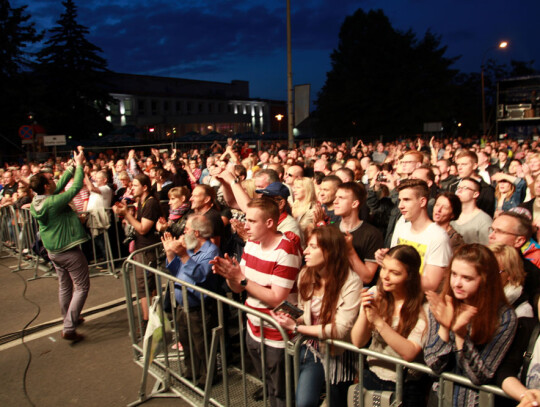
xmin=0 ymin=249 xmax=190 ymax=407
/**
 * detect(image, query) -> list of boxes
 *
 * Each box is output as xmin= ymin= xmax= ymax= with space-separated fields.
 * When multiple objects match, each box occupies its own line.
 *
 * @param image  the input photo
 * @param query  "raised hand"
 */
xmin=426 ymin=291 xmax=454 ymax=330
xmin=361 ymin=289 xmax=380 ymax=326
xmin=452 ymin=304 xmax=477 ymax=337
xmin=210 ymin=254 xmax=243 ymax=282
xmin=374 ymin=248 xmax=389 ymax=266
xmin=74 ymin=146 xmax=85 ymax=166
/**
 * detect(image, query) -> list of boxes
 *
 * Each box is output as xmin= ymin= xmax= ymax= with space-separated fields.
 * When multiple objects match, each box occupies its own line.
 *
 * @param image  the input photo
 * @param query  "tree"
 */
xmin=314 ymin=9 xmax=459 ymax=140
xmin=34 ymin=0 xmax=111 ymax=140
xmin=0 ymin=0 xmax=42 ymax=153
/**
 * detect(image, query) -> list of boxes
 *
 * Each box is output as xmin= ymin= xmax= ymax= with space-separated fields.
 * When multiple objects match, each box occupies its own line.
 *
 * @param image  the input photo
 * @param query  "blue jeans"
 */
xmin=296 ymin=345 xmax=352 ymax=407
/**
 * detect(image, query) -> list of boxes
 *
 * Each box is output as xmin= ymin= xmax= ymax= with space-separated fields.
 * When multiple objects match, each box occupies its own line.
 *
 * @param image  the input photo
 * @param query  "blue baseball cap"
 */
xmin=256 ymin=182 xmax=290 ymax=199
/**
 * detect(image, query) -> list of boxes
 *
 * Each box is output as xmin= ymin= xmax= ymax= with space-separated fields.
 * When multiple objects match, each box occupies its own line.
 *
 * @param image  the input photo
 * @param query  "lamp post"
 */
xmin=481 ymin=41 xmax=508 ymax=137
xmin=286 ymin=0 xmax=294 ymax=148
xmin=276 ymin=114 xmax=284 ymax=135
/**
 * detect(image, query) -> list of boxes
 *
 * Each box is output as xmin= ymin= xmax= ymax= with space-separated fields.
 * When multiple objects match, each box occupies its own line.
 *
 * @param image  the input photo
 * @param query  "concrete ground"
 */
xmin=0 ymin=249 xmax=190 ymax=407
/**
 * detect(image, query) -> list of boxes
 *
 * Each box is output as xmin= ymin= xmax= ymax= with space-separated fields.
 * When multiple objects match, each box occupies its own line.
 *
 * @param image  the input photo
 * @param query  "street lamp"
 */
xmin=275 ymin=114 xmax=284 ymax=134
xmin=481 ymin=41 xmax=508 ymax=137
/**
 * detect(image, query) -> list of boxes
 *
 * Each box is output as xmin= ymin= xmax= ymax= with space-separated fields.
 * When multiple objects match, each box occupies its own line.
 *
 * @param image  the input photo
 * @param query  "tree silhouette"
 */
xmin=0 ymin=0 xmax=42 ymax=151
xmin=314 ymin=8 xmax=459 ymax=140
xmin=34 ymin=0 xmax=111 ymax=140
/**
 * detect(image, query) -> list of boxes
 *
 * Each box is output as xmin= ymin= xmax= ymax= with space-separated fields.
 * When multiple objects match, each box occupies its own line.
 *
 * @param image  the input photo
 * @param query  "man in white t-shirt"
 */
xmin=84 ymin=170 xmax=113 ymax=260
xmin=86 ymin=170 xmax=113 ymax=210
xmin=375 ymin=179 xmax=452 ymax=291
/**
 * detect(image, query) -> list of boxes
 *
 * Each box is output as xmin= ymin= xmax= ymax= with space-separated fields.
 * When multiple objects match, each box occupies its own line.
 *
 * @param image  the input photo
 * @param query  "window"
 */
xmin=124 ymin=99 xmax=132 ymax=116
xmin=138 ymin=99 xmax=146 ymax=115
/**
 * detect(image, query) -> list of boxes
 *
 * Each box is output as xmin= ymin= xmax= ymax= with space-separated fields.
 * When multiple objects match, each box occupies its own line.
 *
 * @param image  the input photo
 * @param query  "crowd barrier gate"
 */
xmin=122 ymin=245 xmax=513 ymax=407
xmin=0 ymin=205 xmax=131 ymax=281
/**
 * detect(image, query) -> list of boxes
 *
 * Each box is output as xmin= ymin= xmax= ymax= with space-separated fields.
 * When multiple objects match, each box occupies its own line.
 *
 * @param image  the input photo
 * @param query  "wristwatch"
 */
xmin=231 ymin=177 xmax=240 ymax=185
xmin=240 ymin=277 xmax=248 ymax=287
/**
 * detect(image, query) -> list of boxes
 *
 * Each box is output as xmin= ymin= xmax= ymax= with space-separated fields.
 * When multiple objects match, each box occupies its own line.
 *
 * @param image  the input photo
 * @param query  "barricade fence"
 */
xmin=0 ymin=205 xmax=132 ymax=281
xmin=122 ymin=246 xmax=513 ymax=407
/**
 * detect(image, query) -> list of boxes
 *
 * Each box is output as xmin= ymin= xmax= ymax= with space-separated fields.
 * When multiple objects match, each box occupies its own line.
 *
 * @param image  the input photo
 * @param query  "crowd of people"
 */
xmin=2 ymin=134 xmax=540 ymax=406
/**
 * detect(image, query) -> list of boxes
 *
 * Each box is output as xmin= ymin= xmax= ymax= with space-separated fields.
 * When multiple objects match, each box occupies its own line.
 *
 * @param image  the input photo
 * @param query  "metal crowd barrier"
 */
xmin=122 ymin=247 xmax=513 ymax=407
xmin=81 ymin=208 xmax=128 ymax=278
xmin=307 ymin=339 xmax=511 ymax=407
xmin=0 ymin=206 xmax=57 ymax=279
xmin=122 ymin=243 xmax=294 ymax=407
xmin=0 ymin=204 xmax=132 ymax=281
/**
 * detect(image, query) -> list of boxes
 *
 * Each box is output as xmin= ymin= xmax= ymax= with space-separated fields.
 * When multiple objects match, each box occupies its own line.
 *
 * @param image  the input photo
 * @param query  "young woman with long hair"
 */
xmin=492 ymin=172 xmax=527 ymax=217
xmin=272 ymin=225 xmax=361 ymax=407
xmin=350 ymin=245 xmax=427 ymax=407
xmin=489 ymin=243 xmax=534 ymax=319
xmin=291 ymin=177 xmax=317 ymax=238
xmin=424 ymin=243 xmax=517 ymax=406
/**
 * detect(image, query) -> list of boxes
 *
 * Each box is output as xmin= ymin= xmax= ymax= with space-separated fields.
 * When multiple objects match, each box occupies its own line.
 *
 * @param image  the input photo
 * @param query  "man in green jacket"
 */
xmin=30 ymin=148 xmax=89 ymax=342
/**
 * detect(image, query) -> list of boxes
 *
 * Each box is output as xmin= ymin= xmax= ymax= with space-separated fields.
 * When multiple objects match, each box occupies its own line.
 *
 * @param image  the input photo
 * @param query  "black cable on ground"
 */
xmin=0 ymin=298 xmax=127 ymax=346
xmin=13 ymin=269 xmax=40 ymax=407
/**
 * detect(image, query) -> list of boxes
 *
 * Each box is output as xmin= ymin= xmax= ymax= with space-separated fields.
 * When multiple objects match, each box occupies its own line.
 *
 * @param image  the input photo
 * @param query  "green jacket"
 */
xmin=30 ymin=165 xmax=89 ymax=254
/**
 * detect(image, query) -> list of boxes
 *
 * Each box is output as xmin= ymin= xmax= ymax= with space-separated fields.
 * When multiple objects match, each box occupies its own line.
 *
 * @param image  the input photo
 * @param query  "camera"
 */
xmin=377 ymin=173 xmax=388 ymax=182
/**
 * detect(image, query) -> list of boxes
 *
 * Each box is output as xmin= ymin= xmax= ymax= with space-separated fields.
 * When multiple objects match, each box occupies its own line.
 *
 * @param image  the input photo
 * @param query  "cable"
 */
xmin=14 ymin=270 xmax=40 ymax=407
xmin=0 ymin=299 xmax=127 ymax=345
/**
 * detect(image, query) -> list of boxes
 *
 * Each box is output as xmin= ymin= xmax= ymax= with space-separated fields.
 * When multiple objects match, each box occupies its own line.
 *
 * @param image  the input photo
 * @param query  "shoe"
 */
xmin=252 ymin=386 xmax=264 ymax=401
xmin=181 ymin=369 xmax=194 ymax=380
xmin=62 ymin=331 xmax=84 ymax=342
xmin=196 ymin=374 xmax=221 ymax=389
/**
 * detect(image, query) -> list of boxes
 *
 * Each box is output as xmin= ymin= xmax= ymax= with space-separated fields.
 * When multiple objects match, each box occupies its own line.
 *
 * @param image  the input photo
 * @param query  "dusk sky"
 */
xmin=19 ymin=0 xmax=540 ymax=106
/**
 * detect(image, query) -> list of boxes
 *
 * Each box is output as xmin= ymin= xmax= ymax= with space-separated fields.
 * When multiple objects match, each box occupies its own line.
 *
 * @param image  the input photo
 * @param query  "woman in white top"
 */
xmin=351 ymin=245 xmax=428 ymax=407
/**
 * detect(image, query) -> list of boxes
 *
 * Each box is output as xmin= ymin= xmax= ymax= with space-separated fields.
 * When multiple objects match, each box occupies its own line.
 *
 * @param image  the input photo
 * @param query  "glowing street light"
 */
xmin=481 ymin=40 xmax=509 ymax=137
xmin=275 ymin=114 xmax=284 ymax=134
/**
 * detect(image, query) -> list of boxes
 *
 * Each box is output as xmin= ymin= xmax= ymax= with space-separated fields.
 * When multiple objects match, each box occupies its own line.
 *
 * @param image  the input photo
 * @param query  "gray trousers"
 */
xmin=246 ymin=333 xmax=287 ymax=407
xmin=49 ymin=247 xmax=90 ymax=334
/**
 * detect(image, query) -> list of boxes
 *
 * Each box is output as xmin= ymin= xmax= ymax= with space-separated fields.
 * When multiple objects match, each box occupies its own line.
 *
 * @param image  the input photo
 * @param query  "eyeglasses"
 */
xmin=488 ymin=227 xmax=521 ymax=237
xmin=456 ymin=185 xmax=477 ymax=192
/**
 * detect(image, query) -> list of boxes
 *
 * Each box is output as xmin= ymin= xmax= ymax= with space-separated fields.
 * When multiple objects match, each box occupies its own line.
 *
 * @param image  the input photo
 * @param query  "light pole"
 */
xmin=286 ymin=0 xmax=294 ymax=148
xmin=275 ymin=114 xmax=284 ymax=135
xmin=481 ymin=41 xmax=508 ymax=137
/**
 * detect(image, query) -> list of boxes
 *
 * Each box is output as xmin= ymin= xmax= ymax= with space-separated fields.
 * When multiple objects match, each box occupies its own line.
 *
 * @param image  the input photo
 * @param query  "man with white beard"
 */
xmin=162 ymin=214 xmax=221 ymax=387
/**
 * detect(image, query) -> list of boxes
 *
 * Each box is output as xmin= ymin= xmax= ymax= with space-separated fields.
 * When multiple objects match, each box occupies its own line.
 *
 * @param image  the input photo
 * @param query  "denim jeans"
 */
xmin=296 ymin=345 xmax=352 ymax=407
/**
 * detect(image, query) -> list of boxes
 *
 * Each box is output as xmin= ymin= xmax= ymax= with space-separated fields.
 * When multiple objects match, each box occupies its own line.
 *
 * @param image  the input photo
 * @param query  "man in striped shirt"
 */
xmin=211 ymin=197 xmax=301 ymax=407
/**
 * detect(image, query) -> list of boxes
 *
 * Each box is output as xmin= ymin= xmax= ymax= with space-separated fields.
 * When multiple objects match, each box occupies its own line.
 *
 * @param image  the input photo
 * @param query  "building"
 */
xmin=103 ymin=72 xmax=286 ymax=140
xmin=496 ymin=75 xmax=540 ymax=140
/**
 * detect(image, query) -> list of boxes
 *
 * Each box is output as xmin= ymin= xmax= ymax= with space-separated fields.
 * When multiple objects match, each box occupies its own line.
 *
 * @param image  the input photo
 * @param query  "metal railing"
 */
xmin=121 ymin=248 xmax=514 ymax=407
xmin=122 ymin=243 xmax=294 ymax=407
xmin=0 ymin=205 xmax=131 ymax=281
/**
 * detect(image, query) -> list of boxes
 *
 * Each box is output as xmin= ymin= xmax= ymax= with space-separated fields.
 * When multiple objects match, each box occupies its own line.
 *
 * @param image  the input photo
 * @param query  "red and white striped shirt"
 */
xmin=242 ymin=234 xmax=301 ymax=348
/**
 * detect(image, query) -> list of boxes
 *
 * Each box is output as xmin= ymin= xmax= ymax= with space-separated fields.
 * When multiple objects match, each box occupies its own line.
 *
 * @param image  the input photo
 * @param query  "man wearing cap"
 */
xmin=255 ymin=181 xmax=303 ymax=247
xmin=219 ymin=168 xmax=279 ymax=212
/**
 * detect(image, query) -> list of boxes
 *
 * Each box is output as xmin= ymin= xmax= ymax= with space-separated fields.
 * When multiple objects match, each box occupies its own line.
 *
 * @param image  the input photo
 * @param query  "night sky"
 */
xmin=19 ymin=0 xmax=540 ymax=105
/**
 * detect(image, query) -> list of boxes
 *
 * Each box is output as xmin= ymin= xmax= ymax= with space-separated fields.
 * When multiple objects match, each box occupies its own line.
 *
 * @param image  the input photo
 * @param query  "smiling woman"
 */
xmin=350 ymin=245 xmax=427 ymax=407
xmin=424 ymin=244 xmax=518 ymax=407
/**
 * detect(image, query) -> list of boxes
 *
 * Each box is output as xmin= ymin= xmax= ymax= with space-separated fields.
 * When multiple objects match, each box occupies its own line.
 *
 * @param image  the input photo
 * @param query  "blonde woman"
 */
xmin=292 ymin=177 xmax=317 ymax=238
xmin=489 ymin=243 xmax=534 ymax=318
